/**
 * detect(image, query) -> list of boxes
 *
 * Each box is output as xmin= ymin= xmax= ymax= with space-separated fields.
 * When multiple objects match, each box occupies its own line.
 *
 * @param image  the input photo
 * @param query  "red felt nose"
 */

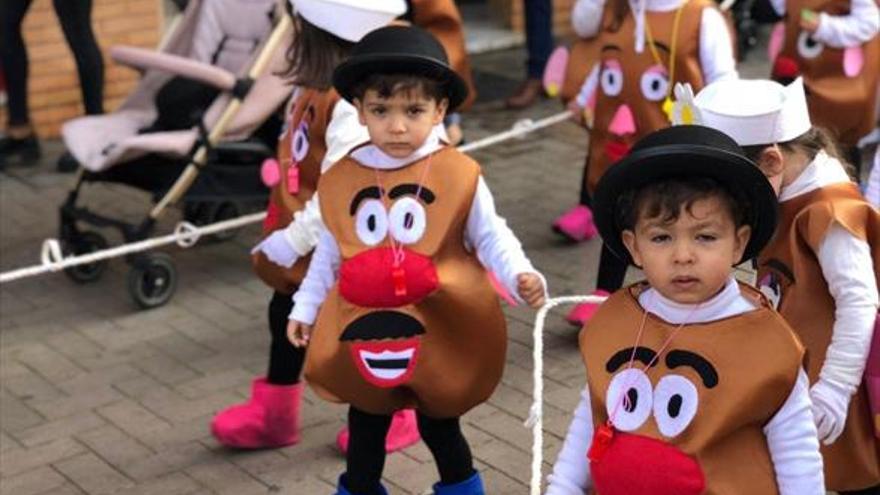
xmin=339 ymin=247 xmax=439 ymax=307
xmin=590 ymin=432 xmax=705 ymax=495
xmin=772 ymin=56 xmax=801 ymax=80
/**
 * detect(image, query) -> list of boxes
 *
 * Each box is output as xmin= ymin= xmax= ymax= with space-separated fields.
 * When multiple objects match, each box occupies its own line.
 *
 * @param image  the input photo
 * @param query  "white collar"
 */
xmin=638 ymin=276 xmax=757 ymax=324
xmin=350 ymin=130 xmax=444 ymax=170
xmin=644 ymin=0 xmax=684 ymax=12
xmin=779 ymin=150 xmax=853 ymax=202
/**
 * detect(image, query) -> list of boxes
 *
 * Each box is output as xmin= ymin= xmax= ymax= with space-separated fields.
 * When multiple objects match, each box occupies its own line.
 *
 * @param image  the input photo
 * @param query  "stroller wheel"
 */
xmin=63 ymin=231 xmax=109 ymax=284
xmin=128 ymin=253 xmax=177 ymax=309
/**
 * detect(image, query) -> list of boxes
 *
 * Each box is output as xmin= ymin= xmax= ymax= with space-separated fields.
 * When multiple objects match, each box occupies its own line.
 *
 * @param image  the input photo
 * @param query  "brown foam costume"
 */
xmin=585 ymin=0 xmax=714 ymax=194
xmin=771 ymin=0 xmax=880 ymax=146
xmin=303 ymin=146 xmax=507 ymax=418
xmin=580 ymin=283 xmax=805 ymax=494
xmin=251 ymin=89 xmax=341 ymax=293
xmin=757 ymin=182 xmax=880 ymax=490
xmin=403 ymin=0 xmax=477 ymax=111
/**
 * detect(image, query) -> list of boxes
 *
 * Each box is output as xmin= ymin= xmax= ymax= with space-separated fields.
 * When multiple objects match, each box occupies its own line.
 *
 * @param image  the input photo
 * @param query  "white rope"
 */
xmin=527 ymin=294 xmax=608 ymax=495
xmin=0 ymin=110 xmax=574 ymax=284
xmin=0 ymin=213 xmax=266 ymax=283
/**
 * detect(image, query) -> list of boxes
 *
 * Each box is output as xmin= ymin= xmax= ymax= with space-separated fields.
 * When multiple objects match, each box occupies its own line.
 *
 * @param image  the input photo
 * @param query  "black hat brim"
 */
xmin=592 ymin=143 xmax=778 ymax=266
xmin=333 ymin=54 xmax=469 ymax=111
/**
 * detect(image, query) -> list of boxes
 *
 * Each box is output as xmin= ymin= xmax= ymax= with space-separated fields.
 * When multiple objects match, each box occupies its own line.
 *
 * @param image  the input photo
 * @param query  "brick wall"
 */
xmin=0 ymin=0 xmax=163 ymax=138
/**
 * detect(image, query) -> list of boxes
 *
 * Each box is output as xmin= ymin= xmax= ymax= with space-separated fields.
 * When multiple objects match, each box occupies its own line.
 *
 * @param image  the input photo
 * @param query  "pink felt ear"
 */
xmin=543 ymin=46 xmax=570 ymax=97
xmin=609 ymin=104 xmax=637 ymax=136
xmin=843 ymin=46 xmax=864 ymax=77
xmin=261 ymin=158 xmax=280 ymax=187
xmin=768 ymin=22 xmax=785 ymax=62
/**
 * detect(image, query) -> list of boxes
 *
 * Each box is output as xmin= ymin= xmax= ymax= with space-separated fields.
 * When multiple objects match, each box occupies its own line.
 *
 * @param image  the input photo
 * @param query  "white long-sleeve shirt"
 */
xmin=569 ymin=0 xmax=738 ymax=84
xmin=289 ymin=131 xmax=546 ymax=324
xmin=278 ymin=96 xmax=370 ymax=257
xmin=770 ymin=0 xmax=880 ymax=48
xmin=545 ymin=277 xmax=825 ymax=495
xmin=778 ymin=151 xmax=879 ymax=395
xmin=865 ymin=147 xmax=880 ymax=207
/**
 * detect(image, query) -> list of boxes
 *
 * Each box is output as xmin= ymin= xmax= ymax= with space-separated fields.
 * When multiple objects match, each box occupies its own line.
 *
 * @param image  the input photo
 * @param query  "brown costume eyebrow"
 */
xmin=388 ymin=184 xmax=435 ymax=204
xmin=606 ymin=346 xmax=658 ymax=373
xmin=350 ymin=186 xmax=383 ymax=215
xmin=666 ymin=350 xmax=719 ymax=388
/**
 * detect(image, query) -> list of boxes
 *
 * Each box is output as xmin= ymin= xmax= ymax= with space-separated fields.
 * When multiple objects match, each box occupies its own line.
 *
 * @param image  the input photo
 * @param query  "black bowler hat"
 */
xmin=333 ymin=25 xmax=469 ymax=111
xmin=592 ymin=125 xmax=778 ymax=266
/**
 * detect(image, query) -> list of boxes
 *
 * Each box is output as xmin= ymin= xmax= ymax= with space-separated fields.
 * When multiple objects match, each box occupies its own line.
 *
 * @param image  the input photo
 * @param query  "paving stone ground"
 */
xmin=1 ymin=41 xmax=791 ymax=494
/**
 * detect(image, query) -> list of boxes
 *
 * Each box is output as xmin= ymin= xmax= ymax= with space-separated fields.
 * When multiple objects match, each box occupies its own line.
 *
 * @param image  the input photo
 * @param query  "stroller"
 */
xmin=59 ymin=0 xmax=294 ymax=309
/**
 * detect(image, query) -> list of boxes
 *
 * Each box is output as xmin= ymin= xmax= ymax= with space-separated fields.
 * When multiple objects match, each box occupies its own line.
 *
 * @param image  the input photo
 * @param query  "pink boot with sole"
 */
xmin=211 ymin=377 xmax=302 ymax=448
xmin=565 ymin=289 xmax=611 ymax=326
xmin=336 ymin=409 xmax=421 ymax=454
xmin=553 ymin=205 xmax=599 ymax=242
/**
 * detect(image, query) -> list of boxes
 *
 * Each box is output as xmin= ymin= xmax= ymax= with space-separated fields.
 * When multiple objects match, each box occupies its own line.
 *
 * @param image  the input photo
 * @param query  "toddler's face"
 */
xmin=622 ymin=196 xmax=751 ymax=304
xmin=355 ymin=89 xmax=447 ymax=158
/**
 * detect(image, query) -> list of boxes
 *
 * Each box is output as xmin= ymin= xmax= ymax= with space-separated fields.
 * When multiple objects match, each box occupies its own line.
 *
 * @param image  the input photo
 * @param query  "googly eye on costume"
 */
xmin=292 ymin=122 xmax=310 ymax=163
xmin=601 ymin=59 xmax=624 ymax=97
xmin=640 ymin=65 xmax=669 ymax=102
xmin=355 ymin=200 xmax=389 ymax=246
xmin=606 ymin=368 xmax=653 ymax=431
xmin=388 ymin=197 xmax=427 ymax=245
xmin=653 ymin=375 xmax=699 ymax=438
xmin=797 ymin=31 xmax=824 ymax=59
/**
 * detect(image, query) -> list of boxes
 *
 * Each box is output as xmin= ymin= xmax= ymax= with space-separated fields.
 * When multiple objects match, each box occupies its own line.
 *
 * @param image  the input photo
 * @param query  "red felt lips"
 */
xmin=604 ymin=141 xmax=631 ymax=163
xmin=773 ymin=56 xmax=801 ymax=80
xmin=590 ymin=432 xmax=705 ymax=495
xmin=340 ymin=247 xmax=439 ymax=307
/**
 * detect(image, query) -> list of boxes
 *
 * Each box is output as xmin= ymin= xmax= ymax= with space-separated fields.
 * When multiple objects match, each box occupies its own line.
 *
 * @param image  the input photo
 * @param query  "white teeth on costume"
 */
xmin=358 ymin=348 xmax=415 ymax=381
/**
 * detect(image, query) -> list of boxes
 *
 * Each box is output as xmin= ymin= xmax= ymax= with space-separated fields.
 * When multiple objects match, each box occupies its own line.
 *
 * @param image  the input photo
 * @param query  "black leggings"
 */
xmin=1 ymin=0 xmax=104 ymax=126
xmin=344 ymin=407 xmax=475 ymax=494
xmin=840 ymin=486 xmax=880 ymax=495
xmin=267 ymin=291 xmax=306 ymax=384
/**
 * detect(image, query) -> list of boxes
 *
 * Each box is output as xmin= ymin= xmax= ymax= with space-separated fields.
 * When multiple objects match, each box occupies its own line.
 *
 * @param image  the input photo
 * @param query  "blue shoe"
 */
xmin=335 ymin=474 xmax=388 ymax=495
xmin=432 ymin=472 xmax=485 ymax=495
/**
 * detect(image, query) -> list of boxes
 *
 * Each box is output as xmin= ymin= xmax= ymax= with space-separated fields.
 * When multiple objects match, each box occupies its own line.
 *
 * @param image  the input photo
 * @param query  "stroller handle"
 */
xmin=111 ymin=45 xmax=237 ymax=92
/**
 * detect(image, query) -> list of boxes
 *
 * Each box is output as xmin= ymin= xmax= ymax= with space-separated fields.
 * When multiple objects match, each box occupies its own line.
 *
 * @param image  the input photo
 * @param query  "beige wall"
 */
xmin=0 ymin=0 xmax=164 ymax=138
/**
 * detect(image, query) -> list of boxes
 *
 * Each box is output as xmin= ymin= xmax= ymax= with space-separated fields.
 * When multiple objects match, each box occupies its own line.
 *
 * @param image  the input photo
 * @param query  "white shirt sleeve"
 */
xmin=699 ymin=7 xmax=738 ymax=83
xmin=279 ymin=99 xmax=369 ymax=256
xmin=290 ymin=228 xmax=341 ymax=324
xmin=814 ymin=0 xmax=880 ymax=48
xmin=763 ymin=369 xmax=826 ymax=494
xmin=465 ymin=177 xmax=547 ymax=304
xmin=815 ymin=223 xmax=880 ymax=393
xmin=321 ymin=99 xmax=370 ymax=172
xmin=546 ymin=389 xmax=594 ymax=495
xmin=572 ymin=0 xmax=608 ymax=38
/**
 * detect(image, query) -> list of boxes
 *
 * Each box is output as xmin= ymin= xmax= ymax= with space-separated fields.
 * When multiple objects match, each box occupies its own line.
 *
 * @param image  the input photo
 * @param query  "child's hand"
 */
xmin=567 ymin=99 xmax=593 ymax=129
xmin=287 ymin=320 xmax=313 ymax=347
xmin=517 ymin=273 xmax=546 ymax=309
xmin=799 ymin=9 xmax=820 ymax=33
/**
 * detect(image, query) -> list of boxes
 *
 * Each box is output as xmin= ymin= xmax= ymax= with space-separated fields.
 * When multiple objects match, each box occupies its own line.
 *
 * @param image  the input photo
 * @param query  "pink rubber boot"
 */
xmin=565 ymin=290 xmax=611 ymax=326
xmin=211 ymin=377 xmax=302 ymax=448
xmin=553 ymin=205 xmax=599 ymax=242
xmin=336 ymin=409 xmax=421 ymax=454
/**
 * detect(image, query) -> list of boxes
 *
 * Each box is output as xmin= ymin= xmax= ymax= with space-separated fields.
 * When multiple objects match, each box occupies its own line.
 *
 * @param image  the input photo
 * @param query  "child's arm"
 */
xmin=465 ymin=177 xmax=548 ymax=307
xmin=546 ymin=389 xmax=594 ymax=494
xmin=253 ymin=100 xmax=369 ymax=268
xmin=288 ymin=228 xmax=341 ymax=329
xmin=811 ymin=223 xmax=879 ymax=443
xmin=803 ymin=0 xmax=879 ymax=48
xmin=698 ymin=7 xmax=738 ymax=83
xmin=763 ymin=369 xmax=825 ymax=493
xmin=571 ymin=0 xmax=607 ymax=39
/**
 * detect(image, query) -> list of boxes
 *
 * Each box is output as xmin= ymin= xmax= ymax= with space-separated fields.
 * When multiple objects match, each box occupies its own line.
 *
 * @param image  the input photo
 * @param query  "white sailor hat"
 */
xmin=290 ymin=0 xmax=406 ymax=42
xmin=690 ymin=77 xmax=812 ymax=146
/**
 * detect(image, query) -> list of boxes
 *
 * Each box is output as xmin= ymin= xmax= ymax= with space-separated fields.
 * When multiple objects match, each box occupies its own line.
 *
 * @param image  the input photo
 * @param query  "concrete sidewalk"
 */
xmin=1 ymin=45 xmax=773 ymax=494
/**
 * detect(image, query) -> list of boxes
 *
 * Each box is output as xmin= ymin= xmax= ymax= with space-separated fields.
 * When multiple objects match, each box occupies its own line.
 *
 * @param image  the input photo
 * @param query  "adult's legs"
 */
xmin=52 ymin=0 xmax=104 ymax=115
xmin=0 ymin=0 xmax=34 ymax=128
xmin=506 ymin=0 xmax=553 ymax=108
